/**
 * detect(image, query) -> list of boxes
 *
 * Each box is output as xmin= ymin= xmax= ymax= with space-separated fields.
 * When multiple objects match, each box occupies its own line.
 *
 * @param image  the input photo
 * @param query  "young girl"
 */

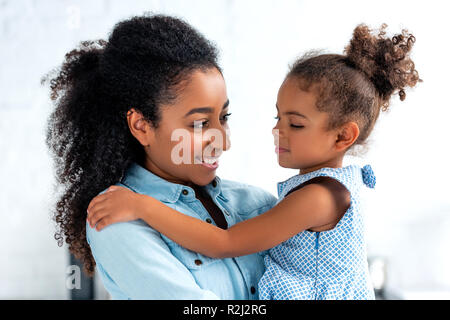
xmin=86 ymin=24 xmax=420 ymax=300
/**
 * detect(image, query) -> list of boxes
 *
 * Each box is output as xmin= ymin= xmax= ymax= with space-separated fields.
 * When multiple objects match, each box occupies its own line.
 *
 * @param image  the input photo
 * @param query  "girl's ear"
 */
xmin=335 ymin=121 xmax=360 ymax=152
xmin=126 ymin=108 xmax=155 ymax=147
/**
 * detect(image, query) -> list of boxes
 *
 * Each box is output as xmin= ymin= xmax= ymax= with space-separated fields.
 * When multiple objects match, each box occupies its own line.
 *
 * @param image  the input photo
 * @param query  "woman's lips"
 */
xmin=275 ymin=146 xmax=289 ymax=154
xmin=197 ymin=157 xmax=219 ymax=170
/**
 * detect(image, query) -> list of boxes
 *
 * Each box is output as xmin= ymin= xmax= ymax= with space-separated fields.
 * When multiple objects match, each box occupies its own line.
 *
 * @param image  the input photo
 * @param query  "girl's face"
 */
xmin=142 ymin=67 xmax=231 ymax=186
xmin=273 ymin=76 xmax=339 ymax=174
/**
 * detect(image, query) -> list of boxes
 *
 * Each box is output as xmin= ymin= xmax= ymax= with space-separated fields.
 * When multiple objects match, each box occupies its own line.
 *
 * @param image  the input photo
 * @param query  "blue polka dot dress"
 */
xmin=258 ymin=164 xmax=376 ymax=300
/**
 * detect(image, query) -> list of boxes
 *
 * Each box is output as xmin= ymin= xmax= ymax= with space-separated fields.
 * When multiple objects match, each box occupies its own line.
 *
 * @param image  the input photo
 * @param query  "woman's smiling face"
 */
xmin=130 ymin=67 xmax=231 ymax=186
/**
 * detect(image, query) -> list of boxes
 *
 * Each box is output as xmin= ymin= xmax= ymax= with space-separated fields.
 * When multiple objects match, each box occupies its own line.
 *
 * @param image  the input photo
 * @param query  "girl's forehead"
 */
xmin=277 ymin=78 xmax=318 ymax=113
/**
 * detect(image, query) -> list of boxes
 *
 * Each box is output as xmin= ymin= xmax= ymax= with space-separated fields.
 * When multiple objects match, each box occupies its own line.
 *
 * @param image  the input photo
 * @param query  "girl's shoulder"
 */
xmin=277 ymin=164 xmax=376 ymax=201
xmin=273 ymin=164 xmax=376 ymax=233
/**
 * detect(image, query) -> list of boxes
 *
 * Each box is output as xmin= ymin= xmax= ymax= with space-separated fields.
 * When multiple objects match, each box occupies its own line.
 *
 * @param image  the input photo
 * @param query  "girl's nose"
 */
xmin=272 ymin=127 xmax=278 ymax=137
xmin=272 ymin=127 xmax=283 ymax=138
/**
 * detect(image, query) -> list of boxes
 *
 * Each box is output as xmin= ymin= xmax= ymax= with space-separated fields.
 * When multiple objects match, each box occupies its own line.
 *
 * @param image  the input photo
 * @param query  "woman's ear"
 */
xmin=126 ymin=108 xmax=155 ymax=147
xmin=335 ymin=121 xmax=360 ymax=152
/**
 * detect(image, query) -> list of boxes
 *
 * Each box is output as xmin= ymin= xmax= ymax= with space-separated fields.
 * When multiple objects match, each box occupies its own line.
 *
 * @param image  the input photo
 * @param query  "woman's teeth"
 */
xmin=202 ymin=157 xmax=219 ymax=164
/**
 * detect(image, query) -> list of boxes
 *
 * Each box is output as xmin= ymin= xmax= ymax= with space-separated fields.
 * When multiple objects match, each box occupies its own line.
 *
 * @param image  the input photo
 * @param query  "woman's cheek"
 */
xmin=167 ymin=132 xmax=195 ymax=165
xmin=192 ymin=132 xmax=204 ymax=163
xmin=224 ymin=126 xmax=231 ymax=150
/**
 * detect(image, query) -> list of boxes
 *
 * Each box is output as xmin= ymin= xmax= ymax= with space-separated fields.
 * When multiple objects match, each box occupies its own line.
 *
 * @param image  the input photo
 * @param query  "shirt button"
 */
xmin=194 ymin=259 xmax=203 ymax=266
xmin=250 ymin=286 xmax=256 ymax=294
xmin=212 ymin=180 xmax=217 ymax=188
xmin=206 ymin=218 xmax=212 ymax=223
xmin=182 ymin=189 xmax=189 ymax=196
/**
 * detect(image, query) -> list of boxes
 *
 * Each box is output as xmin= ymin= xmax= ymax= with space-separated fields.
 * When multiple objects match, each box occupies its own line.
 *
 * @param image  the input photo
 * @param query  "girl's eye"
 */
xmin=274 ymin=116 xmax=280 ymax=121
xmin=290 ymin=124 xmax=304 ymax=129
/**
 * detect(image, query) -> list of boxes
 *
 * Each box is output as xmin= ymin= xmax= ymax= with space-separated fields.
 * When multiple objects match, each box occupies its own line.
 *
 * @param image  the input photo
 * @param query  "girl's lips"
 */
xmin=275 ymin=146 xmax=289 ymax=153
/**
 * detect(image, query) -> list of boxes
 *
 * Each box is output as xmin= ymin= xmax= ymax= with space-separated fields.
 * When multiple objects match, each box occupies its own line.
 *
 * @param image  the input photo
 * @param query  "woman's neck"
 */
xmin=143 ymin=157 xmax=188 ymax=186
xmin=142 ymin=157 xmax=207 ymax=189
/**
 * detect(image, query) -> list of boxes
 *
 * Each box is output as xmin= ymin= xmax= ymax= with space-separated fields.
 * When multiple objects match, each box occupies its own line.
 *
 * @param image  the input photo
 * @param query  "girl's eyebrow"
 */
xmin=276 ymin=104 xmax=309 ymax=120
xmin=184 ymin=99 xmax=230 ymax=118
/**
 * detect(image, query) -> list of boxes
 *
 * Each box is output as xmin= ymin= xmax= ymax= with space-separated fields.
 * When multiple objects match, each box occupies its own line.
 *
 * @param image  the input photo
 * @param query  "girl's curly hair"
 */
xmin=43 ymin=14 xmax=220 ymax=276
xmin=288 ymin=23 xmax=421 ymax=146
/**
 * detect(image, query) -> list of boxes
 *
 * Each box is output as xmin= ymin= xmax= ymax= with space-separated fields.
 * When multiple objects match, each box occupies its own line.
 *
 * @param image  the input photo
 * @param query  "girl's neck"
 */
xmin=299 ymin=157 xmax=343 ymax=175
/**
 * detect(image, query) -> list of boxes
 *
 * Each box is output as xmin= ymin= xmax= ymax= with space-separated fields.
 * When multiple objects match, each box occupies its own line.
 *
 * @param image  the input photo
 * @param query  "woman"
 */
xmin=45 ymin=14 xmax=276 ymax=299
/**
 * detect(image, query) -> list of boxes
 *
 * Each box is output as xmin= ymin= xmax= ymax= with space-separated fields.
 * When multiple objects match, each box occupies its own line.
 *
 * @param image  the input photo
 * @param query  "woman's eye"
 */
xmin=192 ymin=113 xmax=232 ymax=128
xmin=290 ymin=124 xmax=304 ymax=129
xmin=192 ymin=120 xmax=209 ymax=129
xmin=221 ymin=113 xmax=232 ymax=122
xmin=274 ymin=116 xmax=280 ymax=121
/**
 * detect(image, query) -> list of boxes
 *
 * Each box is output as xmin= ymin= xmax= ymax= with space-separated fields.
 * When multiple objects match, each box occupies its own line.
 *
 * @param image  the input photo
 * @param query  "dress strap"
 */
xmin=277 ymin=164 xmax=376 ymax=201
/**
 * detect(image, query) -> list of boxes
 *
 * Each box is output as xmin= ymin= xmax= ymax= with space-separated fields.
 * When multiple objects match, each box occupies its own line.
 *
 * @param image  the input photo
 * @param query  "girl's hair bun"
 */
xmin=344 ymin=24 xmax=420 ymax=110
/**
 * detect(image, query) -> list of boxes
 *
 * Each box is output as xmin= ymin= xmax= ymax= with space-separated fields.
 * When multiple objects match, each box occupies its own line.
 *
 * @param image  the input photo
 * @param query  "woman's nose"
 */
xmin=222 ymin=127 xmax=231 ymax=151
xmin=204 ymin=126 xmax=231 ymax=155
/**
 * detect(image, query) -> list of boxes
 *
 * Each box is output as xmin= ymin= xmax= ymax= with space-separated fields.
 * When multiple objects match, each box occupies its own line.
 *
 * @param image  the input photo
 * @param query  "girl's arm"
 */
xmin=87 ymin=183 xmax=345 ymax=258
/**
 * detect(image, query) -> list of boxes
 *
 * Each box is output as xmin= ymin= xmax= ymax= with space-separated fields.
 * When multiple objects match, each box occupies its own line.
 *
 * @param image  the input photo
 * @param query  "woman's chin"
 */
xmin=190 ymin=173 xmax=216 ymax=187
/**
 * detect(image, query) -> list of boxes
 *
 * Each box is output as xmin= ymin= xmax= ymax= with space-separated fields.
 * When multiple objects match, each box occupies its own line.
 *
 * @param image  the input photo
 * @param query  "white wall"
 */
xmin=1 ymin=0 xmax=449 ymax=299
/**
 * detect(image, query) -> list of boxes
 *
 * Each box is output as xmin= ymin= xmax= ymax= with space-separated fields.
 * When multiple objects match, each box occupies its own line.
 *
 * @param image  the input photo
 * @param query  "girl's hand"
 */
xmin=87 ymin=185 xmax=142 ymax=231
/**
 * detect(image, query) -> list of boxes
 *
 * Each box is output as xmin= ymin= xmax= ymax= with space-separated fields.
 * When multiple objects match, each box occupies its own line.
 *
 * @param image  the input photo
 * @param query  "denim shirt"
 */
xmin=86 ymin=162 xmax=277 ymax=300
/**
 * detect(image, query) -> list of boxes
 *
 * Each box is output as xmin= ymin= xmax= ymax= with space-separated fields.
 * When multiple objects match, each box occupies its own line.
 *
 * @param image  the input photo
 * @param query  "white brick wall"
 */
xmin=1 ymin=0 xmax=449 ymax=299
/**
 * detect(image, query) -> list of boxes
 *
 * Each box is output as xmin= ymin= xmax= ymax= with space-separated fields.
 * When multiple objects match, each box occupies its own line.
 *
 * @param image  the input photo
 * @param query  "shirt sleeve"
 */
xmin=264 ymin=193 xmax=278 ymax=211
xmin=86 ymin=219 xmax=220 ymax=300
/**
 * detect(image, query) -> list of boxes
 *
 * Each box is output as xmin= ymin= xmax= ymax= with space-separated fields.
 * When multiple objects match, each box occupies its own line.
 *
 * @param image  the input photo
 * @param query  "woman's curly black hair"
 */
xmin=288 ymin=23 xmax=421 ymax=146
xmin=43 ymin=14 xmax=221 ymax=276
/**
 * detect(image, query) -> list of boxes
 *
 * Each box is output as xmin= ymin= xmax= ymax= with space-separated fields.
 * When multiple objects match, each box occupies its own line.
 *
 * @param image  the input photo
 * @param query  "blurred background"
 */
xmin=1 ymin=0 xmax=449 ymax=300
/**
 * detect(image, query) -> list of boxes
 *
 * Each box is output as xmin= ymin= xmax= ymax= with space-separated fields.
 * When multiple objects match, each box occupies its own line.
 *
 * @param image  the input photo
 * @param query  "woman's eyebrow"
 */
xmin=184 ymin=99 xmax=229 ymax=118
xmin=276 ymin=104 xmax=308 ymax=119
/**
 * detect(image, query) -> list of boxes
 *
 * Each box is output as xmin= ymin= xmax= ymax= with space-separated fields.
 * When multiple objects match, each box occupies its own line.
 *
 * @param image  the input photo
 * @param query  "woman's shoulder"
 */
xmin=86 ymin=182 xmax=161 ymax=245
xmin=86 ymin=214 xmax=157 ymax=246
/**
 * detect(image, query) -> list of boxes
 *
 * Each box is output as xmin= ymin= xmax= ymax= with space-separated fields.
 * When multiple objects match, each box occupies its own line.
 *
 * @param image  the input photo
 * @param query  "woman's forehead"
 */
xmin=162 ymin=68 xmax=228 ymax=117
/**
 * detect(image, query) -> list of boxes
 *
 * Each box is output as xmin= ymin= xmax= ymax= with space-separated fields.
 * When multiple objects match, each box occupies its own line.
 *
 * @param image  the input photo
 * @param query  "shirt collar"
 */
xmin=120 ymin=162 xmax=227 ymax=203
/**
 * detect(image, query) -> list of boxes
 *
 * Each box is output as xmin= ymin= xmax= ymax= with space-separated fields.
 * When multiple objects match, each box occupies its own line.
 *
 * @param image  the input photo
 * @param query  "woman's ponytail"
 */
xmin=44 ymin=39 xmax=132 ymax=275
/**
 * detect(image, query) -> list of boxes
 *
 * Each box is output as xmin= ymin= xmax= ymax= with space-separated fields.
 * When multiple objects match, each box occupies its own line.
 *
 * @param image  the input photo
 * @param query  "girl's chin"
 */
xmin=277 ymin=159 xmax=290 ymax=168
xmin=277 ymin=159 xmax=299 ymax=170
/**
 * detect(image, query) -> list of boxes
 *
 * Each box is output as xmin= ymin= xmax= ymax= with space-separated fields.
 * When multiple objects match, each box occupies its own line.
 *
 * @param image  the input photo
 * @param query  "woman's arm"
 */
xmin=87 ymin=182 xmax=345 ymax=258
